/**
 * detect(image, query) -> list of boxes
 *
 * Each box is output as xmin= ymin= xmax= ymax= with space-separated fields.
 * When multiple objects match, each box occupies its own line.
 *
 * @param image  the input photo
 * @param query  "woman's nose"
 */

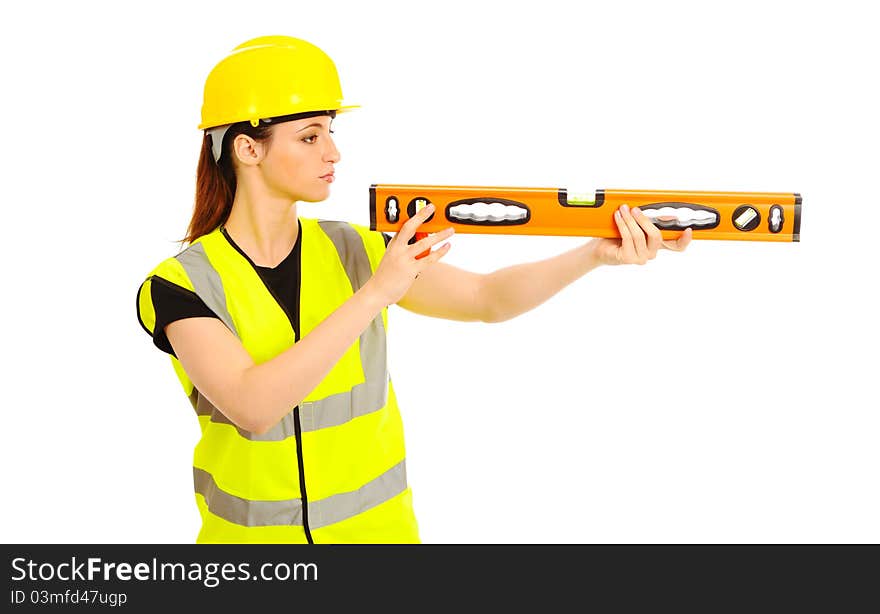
xmin=324 ymin=137 xmax=341 ymax=163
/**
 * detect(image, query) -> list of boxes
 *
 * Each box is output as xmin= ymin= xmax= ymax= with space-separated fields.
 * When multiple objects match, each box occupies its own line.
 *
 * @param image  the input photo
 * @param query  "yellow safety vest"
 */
xmin=136 ymin=218 xmax=419 ymax=543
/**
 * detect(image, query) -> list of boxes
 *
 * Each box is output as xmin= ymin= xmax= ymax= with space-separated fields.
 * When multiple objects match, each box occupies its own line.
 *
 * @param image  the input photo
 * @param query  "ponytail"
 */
xmin=181 ymin=122 xmax=274 ymax=246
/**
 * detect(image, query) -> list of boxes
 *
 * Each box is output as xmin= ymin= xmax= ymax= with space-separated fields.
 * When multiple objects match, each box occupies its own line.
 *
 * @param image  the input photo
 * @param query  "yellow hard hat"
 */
xmin=198 ymin=35 xmax=359 ymax=131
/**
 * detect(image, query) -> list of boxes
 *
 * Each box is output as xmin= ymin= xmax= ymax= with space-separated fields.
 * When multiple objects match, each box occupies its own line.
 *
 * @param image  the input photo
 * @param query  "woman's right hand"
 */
xmin=368 ymin=203 xmax=455 ymax=306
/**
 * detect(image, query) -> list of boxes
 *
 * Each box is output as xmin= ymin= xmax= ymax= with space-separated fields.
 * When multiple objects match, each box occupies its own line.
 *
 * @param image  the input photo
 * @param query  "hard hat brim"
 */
xmin=199 ymin=104 xmax=360 ymax=131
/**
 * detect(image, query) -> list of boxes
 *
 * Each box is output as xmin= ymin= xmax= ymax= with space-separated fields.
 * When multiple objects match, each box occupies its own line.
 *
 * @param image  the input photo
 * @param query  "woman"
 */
xmin=136 ymin=35 xmax=692 ymax=544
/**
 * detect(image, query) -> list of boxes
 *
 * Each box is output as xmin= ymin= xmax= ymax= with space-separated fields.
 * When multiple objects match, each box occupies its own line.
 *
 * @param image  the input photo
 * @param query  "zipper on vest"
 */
xmin=292 ymin=406 xmax=312 ymax=543
xmin=220 ymin=226 xmax=314 ymax=544
xmin=251 ymin=264 xmax=314 ymax=544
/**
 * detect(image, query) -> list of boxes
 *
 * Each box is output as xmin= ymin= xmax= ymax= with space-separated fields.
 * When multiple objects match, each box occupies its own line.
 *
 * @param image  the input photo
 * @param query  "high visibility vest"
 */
xmin=136 ymin=218 xmax=419 ymax=543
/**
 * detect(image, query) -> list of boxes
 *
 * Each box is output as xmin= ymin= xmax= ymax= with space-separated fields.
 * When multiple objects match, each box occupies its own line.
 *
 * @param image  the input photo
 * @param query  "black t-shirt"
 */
xmin=149 ymin=223 xmax=392 ymax=358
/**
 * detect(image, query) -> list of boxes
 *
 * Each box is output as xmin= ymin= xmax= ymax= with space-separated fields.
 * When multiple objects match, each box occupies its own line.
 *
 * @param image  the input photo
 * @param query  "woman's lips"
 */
xmin=321 ymin=174 xmax=335 ymax=183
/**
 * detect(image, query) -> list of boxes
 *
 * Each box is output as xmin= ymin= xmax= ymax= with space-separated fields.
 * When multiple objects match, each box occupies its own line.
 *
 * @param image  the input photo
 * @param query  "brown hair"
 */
xmin=180 ymin=122 xmax=275 ymax=246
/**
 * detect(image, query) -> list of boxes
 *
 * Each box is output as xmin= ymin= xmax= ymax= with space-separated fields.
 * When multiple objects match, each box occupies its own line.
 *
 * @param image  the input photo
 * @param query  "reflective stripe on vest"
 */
xmin=144 ymin=219 xmax=415 ymax=541
xmin=193 ymin=460 xmax=406 ymax=529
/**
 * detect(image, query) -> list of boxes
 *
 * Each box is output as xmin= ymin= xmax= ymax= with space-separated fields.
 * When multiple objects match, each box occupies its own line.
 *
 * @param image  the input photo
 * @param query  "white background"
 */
xmin=1 ymin=0 xmax=877 ymax=544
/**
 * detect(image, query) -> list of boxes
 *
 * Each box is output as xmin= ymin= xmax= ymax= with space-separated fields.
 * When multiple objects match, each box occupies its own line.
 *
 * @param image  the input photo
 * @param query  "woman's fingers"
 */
xmin=619 ymin=205 xmax=648 ymax=259
xmin=408 ymin=226 xmax=455 ymax=255
xmin=616 ymin=205 xmax=669 ymax=263
xmin=411 ymin=232 xmax=453 ymax=279
xmin=631 ymin=207 xmax=663 ymax=255
xmin=613 ymin=207 xmax=636 ymax=264
xmin=396 ymin=202 xmax=437 ymax=245
xmin=662 ymin=227 xmax=693 ymax=251
xmin=417 ymin=239 xmax=452 ymax=267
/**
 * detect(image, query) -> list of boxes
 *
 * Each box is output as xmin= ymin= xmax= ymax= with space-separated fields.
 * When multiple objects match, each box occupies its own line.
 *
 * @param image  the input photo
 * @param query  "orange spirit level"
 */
xmin=369 ymin=185 xmax=802 ymax=247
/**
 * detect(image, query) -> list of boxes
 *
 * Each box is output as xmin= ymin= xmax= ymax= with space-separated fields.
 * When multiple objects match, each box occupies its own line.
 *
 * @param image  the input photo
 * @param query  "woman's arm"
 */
xmin=397 ymin=204 xmax=693 ymax=323
xmin=166 ymin=283 xmax=387 ymax=435
xmin=395 ymin=242 xmax=601 ymax=323
xmin=478 ymin=239 xmax=604 ymax=323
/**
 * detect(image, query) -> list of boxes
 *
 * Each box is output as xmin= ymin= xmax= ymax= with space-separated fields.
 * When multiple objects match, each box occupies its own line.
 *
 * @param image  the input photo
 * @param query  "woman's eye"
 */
xmin=303 ymin=130 xmax=334 ymax=144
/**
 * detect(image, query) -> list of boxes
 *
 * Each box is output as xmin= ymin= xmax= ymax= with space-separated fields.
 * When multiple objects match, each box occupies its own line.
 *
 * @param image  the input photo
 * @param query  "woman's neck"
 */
xmin=224 ymin=193 xmax=300 ymax=268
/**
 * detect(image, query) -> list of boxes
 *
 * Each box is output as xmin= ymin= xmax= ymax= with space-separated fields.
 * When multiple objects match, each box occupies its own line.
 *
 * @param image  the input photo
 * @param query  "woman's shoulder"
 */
xmin=140 ymin=252 xmax=196 ymax=294
xmin=136 ymin=238 xmax=217 ymax=341
xmin=139 ymin=230 xmax=221 ymax=291
xmin=305 ymin=216 xmax=389 ymax=248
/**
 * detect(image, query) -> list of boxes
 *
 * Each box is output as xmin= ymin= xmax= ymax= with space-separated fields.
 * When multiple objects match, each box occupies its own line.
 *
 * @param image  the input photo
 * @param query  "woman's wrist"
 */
xmin=582 ymin=239 xmax=606 ymax=270
xmin=358 ymin=280 xmax=391 ymax=313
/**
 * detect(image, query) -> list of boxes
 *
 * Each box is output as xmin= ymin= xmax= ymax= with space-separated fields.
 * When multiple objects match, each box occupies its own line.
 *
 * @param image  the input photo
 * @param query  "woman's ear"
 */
xmin=231 ymin=133 xmax=264 ymax=167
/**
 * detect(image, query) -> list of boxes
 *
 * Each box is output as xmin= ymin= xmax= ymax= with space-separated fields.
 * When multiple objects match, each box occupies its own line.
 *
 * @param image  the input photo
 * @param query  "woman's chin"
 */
xmin=298 ymin=187 xmax=332 ymax=204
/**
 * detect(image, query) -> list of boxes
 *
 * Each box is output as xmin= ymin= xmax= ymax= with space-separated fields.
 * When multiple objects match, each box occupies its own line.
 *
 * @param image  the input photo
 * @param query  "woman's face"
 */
xmin=242 ymin=114 xmax=340 ymax=203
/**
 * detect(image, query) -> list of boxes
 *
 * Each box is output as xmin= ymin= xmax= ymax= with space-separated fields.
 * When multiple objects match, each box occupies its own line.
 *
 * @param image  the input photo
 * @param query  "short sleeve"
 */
xmin=146 ymin=277 xmax=219 ymax=357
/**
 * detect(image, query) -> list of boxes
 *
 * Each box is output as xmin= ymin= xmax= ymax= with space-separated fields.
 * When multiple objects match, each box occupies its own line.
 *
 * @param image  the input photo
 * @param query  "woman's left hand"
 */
xmin=588 ymin=204 xmax=693 ymax=266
